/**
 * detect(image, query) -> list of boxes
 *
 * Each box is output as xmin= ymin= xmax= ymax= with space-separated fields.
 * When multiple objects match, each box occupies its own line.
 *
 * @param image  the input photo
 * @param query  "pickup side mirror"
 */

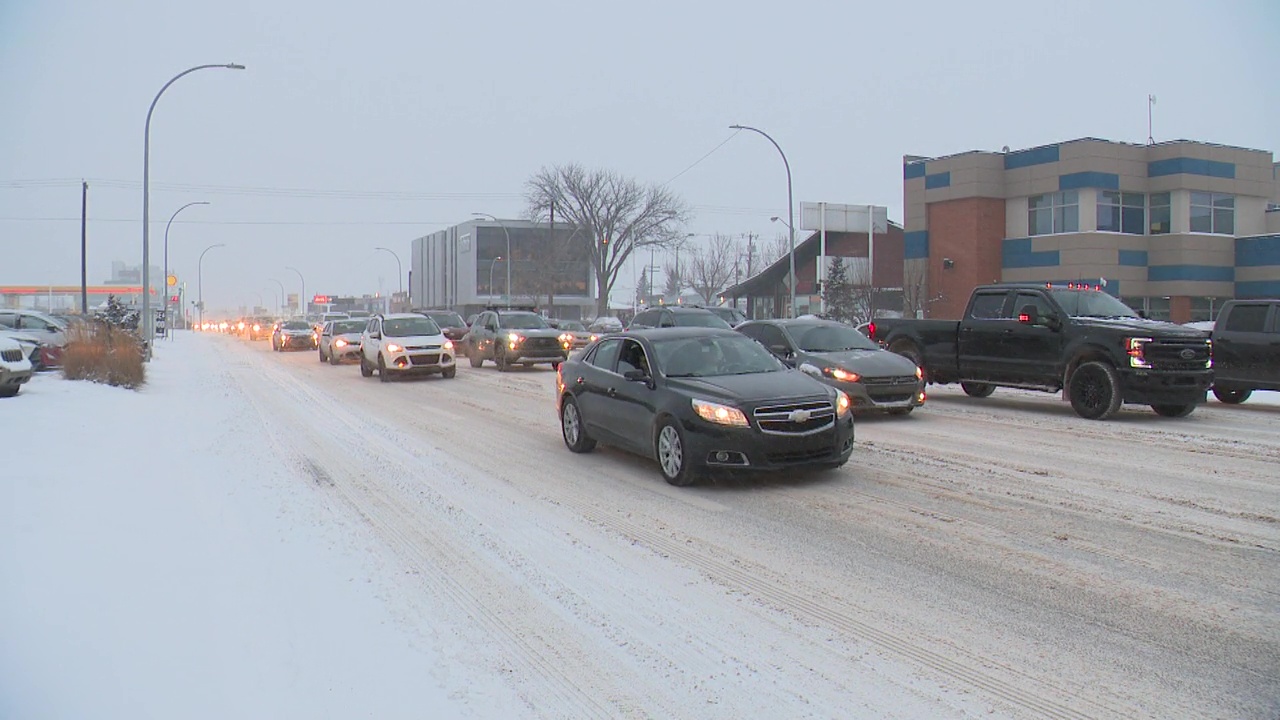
xmin=1017 ymin=305 xmax=1040 ymax=325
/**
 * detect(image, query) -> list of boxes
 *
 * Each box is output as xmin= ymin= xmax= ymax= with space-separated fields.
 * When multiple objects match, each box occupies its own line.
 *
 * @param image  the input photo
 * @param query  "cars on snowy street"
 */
xmin=556 ymin=327 xmax=854 ymax=486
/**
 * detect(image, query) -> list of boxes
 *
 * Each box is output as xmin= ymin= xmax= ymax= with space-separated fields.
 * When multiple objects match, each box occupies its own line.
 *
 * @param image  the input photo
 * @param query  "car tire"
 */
xmin=469 ymin=346 xmax=484 ymax=368
xmin=442 ymin=366 xmax=457 ymax=379
xmin=560 ymin=396 xmax=596 ymax=453
xmin=0 ymin=386 xmax=18 ymax=398
xmin=378 ymin=355 xmax=390 ymax=382
xmin=329 ymin=351 xmax=339 ymax=366
xmin=1151 ymin=403 xmax=1196 ymax=418
xmin=656 ymin=418 xmax=695 ymax=487
xmin=497 ymin=353 xmax=509 ymax=372
xmin=318 ymin=348 xmax=326 ymax=363
xmin=551 ymin=361 xmax=562 ymax=370
xmin=960 ymin=381 xmax=995 ymax=398
xmin=1212 ymin=387 xmax=1252 ymax=404
xmin=360 ymin=355 xmax=373 ymax=377
xmin=1068 ymin=361 xmax=1122 ymax=420
xmin=887 ymin=407 xmax=914 ymax=416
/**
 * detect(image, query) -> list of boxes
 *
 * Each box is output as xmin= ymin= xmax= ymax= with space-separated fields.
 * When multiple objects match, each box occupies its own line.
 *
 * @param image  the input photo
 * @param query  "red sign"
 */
xmin=313 ymin=294 xmax=331 ymax=304
xmin=170 ymin=295 xmax=180 ymax=303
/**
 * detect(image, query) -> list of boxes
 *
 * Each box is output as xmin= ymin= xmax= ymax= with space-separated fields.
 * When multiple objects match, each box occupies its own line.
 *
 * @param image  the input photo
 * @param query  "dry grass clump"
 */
xmin=61 ymin=322 xmax=146 ymax=389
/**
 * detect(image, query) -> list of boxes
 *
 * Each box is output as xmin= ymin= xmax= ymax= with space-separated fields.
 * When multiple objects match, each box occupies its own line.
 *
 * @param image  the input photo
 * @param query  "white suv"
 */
xmin=359 ymin=313 xmax=457 ymax=382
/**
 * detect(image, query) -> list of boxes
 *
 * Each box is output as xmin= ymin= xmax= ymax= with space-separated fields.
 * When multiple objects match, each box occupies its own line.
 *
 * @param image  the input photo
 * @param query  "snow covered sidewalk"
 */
xmin=0 ymin=339 xmax=500 ymax=720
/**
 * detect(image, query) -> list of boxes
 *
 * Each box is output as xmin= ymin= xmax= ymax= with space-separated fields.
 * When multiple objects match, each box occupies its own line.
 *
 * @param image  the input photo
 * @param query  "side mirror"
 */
xmin=1017 ymin=304 xmax=1040 ymax=325
xmin=623 ymin=369 xmax=649 ymax=382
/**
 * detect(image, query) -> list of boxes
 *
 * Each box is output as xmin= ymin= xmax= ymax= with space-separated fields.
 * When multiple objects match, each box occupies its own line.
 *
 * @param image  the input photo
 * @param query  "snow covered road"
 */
xmin=5 ymin=333 xmax=1278 ymax=719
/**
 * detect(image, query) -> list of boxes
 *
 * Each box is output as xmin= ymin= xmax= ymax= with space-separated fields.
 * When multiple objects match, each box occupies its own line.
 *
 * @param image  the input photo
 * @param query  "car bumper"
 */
xmin=1121 ymin=370 xmax=1212 ymax=405
xmin=279 ymin=336 xmax=317 ymax=350
xmin=385 ymin=351 xmax=456 ymax=374
xmin=681 ymin=415 xmax=855 ymax=472
xmin=1 ymin=366 xmax=33 ymax=389
xmin=821 ymin=378 xmax=925 ymax=411
xmin=330 ymin=345 xmax=361 ymax=362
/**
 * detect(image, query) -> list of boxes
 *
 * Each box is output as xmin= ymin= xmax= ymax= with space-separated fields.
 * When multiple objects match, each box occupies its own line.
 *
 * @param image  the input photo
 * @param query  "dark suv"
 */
xmin=466 ymin=309 xmax=568 ymax=371
xmin=628 ymin=306 xmax=733 ymax=330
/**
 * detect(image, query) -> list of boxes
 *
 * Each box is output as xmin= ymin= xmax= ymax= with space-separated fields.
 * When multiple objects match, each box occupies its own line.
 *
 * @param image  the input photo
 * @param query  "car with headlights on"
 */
xmin=554 ymin=319 xmax=595 ymax=351
xmin=318 ymin=318 xmax=366 ymax=364
xmin=738 ymin=318 xmax=925 ymax=415
xmin=272 ymin=320 xmax=317 ymax=351
xmin=466 ymin=308 xmax=568 ymax=371
xmin=243 ymin=316 xmax=275 ymax=341
xmin=359 ymin=313 xmax=456 ymax=381
xmin=556 ymin=328 xmax=854 ymax=486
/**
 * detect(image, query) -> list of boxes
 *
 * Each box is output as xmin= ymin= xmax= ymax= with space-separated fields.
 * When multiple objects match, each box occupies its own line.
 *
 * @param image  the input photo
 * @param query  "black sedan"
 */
xmin=556 ymin=328 xmax=854 ymax=486
xmin=738 ymin=319 xmax=925 ymax=415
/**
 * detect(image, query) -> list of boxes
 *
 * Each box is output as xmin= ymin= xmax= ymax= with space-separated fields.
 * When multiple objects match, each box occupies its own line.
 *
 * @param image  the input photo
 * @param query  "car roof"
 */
xmin=617 ymin=327 xmax=741 ymax=341
xmin=378 ymin=312 xmax=434 ymax=320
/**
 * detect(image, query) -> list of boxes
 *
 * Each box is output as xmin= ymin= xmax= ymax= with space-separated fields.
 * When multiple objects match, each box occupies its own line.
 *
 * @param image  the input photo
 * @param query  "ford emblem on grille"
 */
xmin=789 ymin=409 xmax=811 ymax=423
xmin=1179 ymin=349 xmax=1196 ymax=360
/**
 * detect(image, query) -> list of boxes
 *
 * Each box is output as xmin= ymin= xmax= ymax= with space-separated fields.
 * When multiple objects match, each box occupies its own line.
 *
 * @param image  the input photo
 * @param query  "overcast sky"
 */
xmin=2 ymin=0 xmax=1277 ymax=314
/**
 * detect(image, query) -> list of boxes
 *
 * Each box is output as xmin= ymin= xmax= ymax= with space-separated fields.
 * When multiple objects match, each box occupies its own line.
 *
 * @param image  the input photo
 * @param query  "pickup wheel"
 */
xmin=960 ymin=382 xmax=995 ymax=398
xmin=1212 ymin=387 xmax=1252 ymax=404
xmin=1068 ymin=361 xmax=1122 ymax=420
xmin=318 ymin=347 xmax=326 ymax=363
xmin=890 ymin=342 xmax=926 ymax=382
xmin=1151 ymin=403 xmax=1196 ymax=418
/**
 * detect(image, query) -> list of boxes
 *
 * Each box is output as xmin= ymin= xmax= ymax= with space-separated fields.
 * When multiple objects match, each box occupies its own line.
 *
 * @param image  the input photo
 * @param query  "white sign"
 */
xmin=799 ymin=202 xmax=889 ymax=233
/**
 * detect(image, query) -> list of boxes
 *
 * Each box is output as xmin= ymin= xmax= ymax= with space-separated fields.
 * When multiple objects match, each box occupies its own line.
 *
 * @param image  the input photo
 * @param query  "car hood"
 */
xmin=802 ymin=348 xmax=919 ymax=376
xmin=332 ymin=332 xmax=363 ymax=342
xmin=381 ymin=334 xmax=446 ymax=345
xmin=667 ymin=369 xmax=832 ymax=404
xmin=502 ymin=327 xmax=561 ymax=339
xmin=1074 ymin=316 xmax=1210 ymax=338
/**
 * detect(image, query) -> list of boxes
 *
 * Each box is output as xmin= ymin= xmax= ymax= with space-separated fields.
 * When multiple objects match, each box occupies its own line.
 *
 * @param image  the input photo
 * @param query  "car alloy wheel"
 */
xmin=560 ymin=396 xmax=596 ymax=453
xmin=656 ymin=420 xmax=694 ymax=486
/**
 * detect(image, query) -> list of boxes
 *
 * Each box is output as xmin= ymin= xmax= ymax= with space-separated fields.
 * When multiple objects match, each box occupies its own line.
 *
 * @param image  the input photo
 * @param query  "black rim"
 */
xmin=1073 ymin=367 xmax=1106 ymax=411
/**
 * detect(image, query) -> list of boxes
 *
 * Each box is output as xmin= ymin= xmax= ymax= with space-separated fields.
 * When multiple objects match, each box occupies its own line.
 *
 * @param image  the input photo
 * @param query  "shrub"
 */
xmin=61 ymin=321 xmax=146 ymax=389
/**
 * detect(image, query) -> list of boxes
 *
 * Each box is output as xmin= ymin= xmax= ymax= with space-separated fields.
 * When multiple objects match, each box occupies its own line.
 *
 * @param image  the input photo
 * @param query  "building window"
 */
xmin=1028 ymin=191 xmax=1078 ymax=235
xmin=1097 ymin=191 xmax=1146 ymax=234
xmin=1190 ymin=192 xmax=1234 ymax=234
xmin=1189 ymin=297 xmax=1228 ymax=323
xmin=1149 ymin=192 xmax=1171 ymax=234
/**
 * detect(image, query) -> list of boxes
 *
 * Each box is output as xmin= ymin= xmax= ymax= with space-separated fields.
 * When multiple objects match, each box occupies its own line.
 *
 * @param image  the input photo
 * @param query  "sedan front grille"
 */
xmin=753 ymin=400 xmax=835 ymax=435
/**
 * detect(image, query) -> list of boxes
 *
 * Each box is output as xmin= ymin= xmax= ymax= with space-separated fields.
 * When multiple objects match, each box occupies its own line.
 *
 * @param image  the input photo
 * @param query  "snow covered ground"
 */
xmin=3 ymin=334 xmax=1278 ymax=719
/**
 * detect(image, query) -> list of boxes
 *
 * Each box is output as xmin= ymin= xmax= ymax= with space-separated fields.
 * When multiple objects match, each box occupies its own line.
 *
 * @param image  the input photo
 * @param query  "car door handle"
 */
xmin=607 ymin=387 xmax=617 ymax=398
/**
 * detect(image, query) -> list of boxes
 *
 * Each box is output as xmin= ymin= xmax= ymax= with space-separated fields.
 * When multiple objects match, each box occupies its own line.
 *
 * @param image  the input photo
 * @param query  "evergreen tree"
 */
xmin=824 ymin=257 xmax=857 ymax=324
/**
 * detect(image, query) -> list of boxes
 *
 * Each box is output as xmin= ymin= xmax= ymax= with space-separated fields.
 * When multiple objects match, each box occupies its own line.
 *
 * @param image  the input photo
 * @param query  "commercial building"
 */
xmin=903 ymin=137 xmax=1280 ymax=322
xmin=410 ymin=218 xmax=595 ymax=320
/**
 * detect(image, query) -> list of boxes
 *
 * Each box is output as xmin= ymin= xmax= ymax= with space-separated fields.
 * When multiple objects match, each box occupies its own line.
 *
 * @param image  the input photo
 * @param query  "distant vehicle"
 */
xmin=347 ymin=310 xmax=373 ymax=319
xmin=628 ymin=306 xmax=732 ymax=331
xmin=0 ymin=336 xmax=34 ymax=397
xmin=1204 ymin=299 xmax=1280 ymax=404
xmin=556 ymin=328 xmax=854 ymax=486
xmin=313 ymin=311 xmax=350 ymax=335
xmin=317 ymin=318 xmax=367 ymax=365
xmin=465 ymin=309 xmax=568 ymax=371
xmin=555 ymin=320 xmax=594 ymax=350
xmin=359 ymin=313 xmax=457 ymax=381
xmin=586 ymin=316 xmax=624 ymax=334
xmin=696 ymin=304 xmax=748 ymax=328
xmin=738 ymin=318 xmax=925 ymax=415
xmin=414 ymin=309 xmax=470 ymax=352
xmin=243 ymin=316 xmax=274 ymax=341
xmin=273 ymin=320 xmax=317 ymax=351
xmin=869 ymin=283 xmax=1213 ymax=419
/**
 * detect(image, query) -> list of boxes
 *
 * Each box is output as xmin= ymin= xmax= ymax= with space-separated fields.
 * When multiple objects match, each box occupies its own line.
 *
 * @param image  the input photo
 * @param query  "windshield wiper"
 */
xmin=665 ymin=372 xmax=701 ymax=378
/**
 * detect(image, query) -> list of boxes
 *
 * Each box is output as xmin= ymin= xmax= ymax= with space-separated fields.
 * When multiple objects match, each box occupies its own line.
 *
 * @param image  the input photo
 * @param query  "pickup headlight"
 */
xmin=691 ymin=398 xmax=750 ymax=427
xmin=1125 ymin=337 xmax=1152 ymax=369
xmin=835 ymin=390 xmax=852 ymax=417
xmin=385 ymin=343 xmax=404 ymax=354
xmin=825 ymin=367 xmax=861 ymax=383
xmin=507 ymin=332 xmax=524 ymax=343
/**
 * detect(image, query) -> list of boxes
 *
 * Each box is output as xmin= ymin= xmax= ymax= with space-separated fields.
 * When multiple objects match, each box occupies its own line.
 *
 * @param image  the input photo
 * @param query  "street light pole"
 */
xmin=142 ymin=62 xmax=245 ymax=357
xmin=374 ymin=246 xmax=404 ymax=307
xmin=730 ymin=124 xmax=795 ymax=318
xmin=268 ymin=278 xmax=286 ymax=316
xmin=285 ymin=266 xmax=306 ymax=317
xmin=472 ymin=213 xmax=512 ymax=301
xmin=488 ymin=256 xmax=503 ymax=301
xmin=197 ymin=243 xmax=226 ymax=327
xmin=163 ymin=200 xmax=209 ymax=338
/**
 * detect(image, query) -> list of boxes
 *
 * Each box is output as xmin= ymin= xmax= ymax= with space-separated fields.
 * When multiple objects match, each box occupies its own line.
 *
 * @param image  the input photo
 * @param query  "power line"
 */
xmin=663 ymin=130 xmax=741 ymax=187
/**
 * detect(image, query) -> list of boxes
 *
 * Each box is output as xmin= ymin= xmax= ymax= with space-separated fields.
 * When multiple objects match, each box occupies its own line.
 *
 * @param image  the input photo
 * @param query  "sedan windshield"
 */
xmin=282 ymin=321 xmax=311 ymax=330
xmin=383 ymin=317 xmax=440 ymax=337
xmin=500 ymin=313 xmax=550 ymax=330
xmin=334 ymin=320 xmax=366 ymax=334
xmin=558 ymin=321 xmax=586 ymax=332
xmin=788 ymin=323 xmax=880 ymax=352
xmin=655 ymin=335 xmax=784 ymax=378
xmin=422 ymin=311 xmax=466 ymax=328
xmin=1049 ymin=290 xmax=1139 ymax=318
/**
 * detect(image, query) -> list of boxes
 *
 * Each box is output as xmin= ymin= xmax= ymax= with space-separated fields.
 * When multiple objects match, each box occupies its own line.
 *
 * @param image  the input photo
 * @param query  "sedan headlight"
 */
xmin=915 ymin=365 xmax=924 ymax=380
xmin=443 ymin=339 xmax=454 ymax=351
xmin=334 ymin=339 xmax=348 ymax=348
xmin=691 ymin=398 xmax=750 ymax=427
xmin=385 ymin=343 xmax=404 ymax=354
xmin=835 ymin=390 xmax=852 ymax=417
xmin=825 ymin=367 xmax=861 ymax=383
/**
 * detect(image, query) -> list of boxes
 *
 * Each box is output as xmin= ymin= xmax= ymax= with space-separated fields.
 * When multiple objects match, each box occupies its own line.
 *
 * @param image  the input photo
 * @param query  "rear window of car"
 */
xmin=423 ymin=311 xmax=466 ymax=327
xmin=283 ymin=321 xmax=311 ymax=330
xmin=1224 ymin=304 xmax=1269 ymax=333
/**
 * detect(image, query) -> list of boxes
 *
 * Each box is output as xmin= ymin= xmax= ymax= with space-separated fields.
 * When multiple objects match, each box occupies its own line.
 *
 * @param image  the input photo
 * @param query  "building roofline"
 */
xmin=905 ymin=136 xmax=1273 ymax=166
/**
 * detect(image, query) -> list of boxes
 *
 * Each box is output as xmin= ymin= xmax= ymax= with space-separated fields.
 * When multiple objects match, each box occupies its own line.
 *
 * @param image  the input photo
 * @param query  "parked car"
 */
xmin=0 ymin=336 xmax=34 ymax=397
xmin=738 ymin=318 xmax=925 ymax=415
xmin=628 ymin=306 xmax=732 ymax=330
xmin=554 ymin=319 xmax=595 ymax=350
xmin=359 ymin=313 xmax=457 ymax=381
xmin=414 ymin=309 xmax=471 ymax=354
xmin=466 ymin=309 xmax=568 ymax=371
xmin=0 ymin=309 xmax=68 ymax=366
xmin=317 ymin=318 xmax=367 ymax=364
xmin=0 ymin=330 xmax=44 ymax=369
xmin=1203 ymin=299 xmax=1280 ymax=404
xmin=556 ymin=327 xmax=854 ymax=486
xmin=273 ymin=320 xmax=317 ymax=351
xmin=869 ymin=283 xmax=1213 ymax=419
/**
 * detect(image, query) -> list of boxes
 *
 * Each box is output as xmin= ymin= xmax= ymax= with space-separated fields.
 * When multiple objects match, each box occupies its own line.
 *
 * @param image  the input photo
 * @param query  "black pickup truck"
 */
xmin=869 ymin=283 xmax=1213 ymax=419
xmin=1206 ymin=299 xmax=1280 ymax=404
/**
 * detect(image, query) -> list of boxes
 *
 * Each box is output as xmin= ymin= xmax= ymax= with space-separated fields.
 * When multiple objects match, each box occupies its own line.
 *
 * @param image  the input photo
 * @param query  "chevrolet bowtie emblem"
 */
xmin=789 ymin=409 xmax=811 ymax=423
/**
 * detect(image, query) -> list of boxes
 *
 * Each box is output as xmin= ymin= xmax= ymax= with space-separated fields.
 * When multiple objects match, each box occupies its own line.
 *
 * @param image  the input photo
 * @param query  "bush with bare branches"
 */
xmin=61 ymin=322 xmax=146 ymax=389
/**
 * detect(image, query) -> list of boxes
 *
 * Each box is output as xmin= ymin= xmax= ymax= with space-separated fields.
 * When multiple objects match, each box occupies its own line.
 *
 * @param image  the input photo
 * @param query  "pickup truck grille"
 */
xmin=754 ymin=401 xmax=835 ymax=435
xmin=522 ymin=337 xmax=561 ymax=352
xmin=1144 ymin=339 xmax=1212 ymax=371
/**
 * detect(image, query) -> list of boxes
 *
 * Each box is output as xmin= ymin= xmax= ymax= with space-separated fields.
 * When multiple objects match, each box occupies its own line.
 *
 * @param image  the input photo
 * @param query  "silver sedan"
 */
xmin=318 ymin=318 xmax=367 ymax=365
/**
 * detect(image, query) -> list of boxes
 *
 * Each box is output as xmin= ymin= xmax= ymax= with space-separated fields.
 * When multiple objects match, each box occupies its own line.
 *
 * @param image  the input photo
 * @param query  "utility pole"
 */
xmin=80 ymin=180 xmax=88 ymax=314
xmin=1147 ymin=94 xmax=1157 ymax=145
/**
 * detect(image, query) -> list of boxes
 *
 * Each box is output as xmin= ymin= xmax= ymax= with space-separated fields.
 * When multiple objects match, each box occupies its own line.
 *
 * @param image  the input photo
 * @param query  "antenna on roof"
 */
xmin=1001 ymin=146 xmax=1010 ymax=153
xmin=1147 ymin=94 xmax=1157 ymax=145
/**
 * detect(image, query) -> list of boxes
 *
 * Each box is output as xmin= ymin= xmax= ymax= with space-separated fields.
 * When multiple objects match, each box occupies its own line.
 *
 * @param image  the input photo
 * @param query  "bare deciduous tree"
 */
xmin=902 ymin=261 xmax=930 ymax=319
xmin=526 ymin=164 xmax=690 ymax=316
xmin=685 ymin=233 xmax=736 ymax=305
xmin=760 ymin=232 xmax=792 ymax=267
